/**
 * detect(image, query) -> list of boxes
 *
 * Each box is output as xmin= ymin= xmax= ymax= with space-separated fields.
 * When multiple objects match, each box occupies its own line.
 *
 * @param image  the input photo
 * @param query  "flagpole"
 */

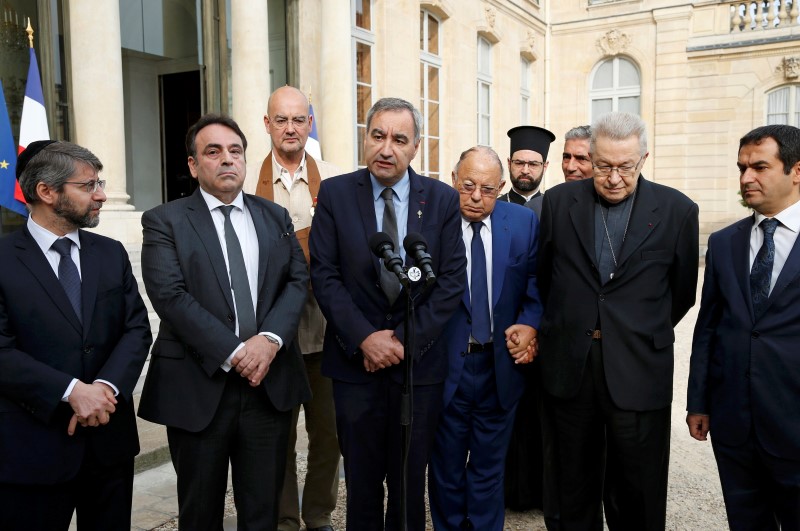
xmin=26 ymin=17 xmax=33 ymax=48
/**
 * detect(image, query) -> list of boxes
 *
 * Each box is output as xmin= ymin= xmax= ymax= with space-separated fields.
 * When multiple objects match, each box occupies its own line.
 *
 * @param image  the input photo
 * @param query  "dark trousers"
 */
xmin=167 ymin=373 xmax=292 ymax=531
xmin=332 ymin=375 xmax=443 ymax=531
xmin=547 ymin=339 xmax=671 ymax=531
xmin=0 ymin=452 xmax=134 ymax=531
xmin=712 ymin=432 xmax=800 ymax=531
xmin=430 ymin=345 xmax=518 ymax=531
xmin=278 ymin=352 xmax=341 ymax=531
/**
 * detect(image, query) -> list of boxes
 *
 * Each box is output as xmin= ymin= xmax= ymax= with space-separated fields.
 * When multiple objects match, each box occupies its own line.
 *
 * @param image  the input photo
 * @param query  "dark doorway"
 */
xmin=160 ymin=70 xmax=201 ymax=203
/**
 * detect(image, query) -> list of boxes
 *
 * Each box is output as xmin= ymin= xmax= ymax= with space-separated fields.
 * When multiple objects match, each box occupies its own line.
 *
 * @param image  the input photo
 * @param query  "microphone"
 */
xmin=369 ymin=232 xmax=409 ymax=287
xmin=403 ymin=232 xmax=436 ymax=286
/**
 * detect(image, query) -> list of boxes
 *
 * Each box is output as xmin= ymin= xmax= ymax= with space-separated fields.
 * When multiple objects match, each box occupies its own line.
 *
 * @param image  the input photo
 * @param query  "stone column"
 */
xmin=68 ymin=0 xmax=131 ymax=210
xmin=319 ymin=0 xmax=355 ymax=170
xmin=231 ymin=0 xmax=270 ymax=194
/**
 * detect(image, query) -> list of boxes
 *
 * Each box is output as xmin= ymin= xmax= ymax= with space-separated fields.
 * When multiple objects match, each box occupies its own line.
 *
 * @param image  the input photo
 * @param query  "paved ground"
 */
xmin=72 ymin=268 xmax=729 ymax=530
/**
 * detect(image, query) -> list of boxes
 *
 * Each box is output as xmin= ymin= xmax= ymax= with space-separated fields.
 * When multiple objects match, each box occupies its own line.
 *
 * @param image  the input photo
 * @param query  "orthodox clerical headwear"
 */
xmin=507 ymin=125 xmax=556 ymax=160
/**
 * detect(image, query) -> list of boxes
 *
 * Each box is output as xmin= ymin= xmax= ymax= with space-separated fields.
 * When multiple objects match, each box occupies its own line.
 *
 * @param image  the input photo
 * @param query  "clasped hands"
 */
xmin=67 ymin=381 xmax=117 ymax=436
xmin=361 ymin=330 xmax=404 ymax=373
xmin=231 ymin=335 xmax=280 ymax=387
xmin=506 ymin=324 xmax=538 ymax=364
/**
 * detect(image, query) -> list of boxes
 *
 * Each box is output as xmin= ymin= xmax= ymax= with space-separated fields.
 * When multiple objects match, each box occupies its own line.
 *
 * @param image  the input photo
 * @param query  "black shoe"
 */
xmin=307 ymin=526 xmax=335 ymax=531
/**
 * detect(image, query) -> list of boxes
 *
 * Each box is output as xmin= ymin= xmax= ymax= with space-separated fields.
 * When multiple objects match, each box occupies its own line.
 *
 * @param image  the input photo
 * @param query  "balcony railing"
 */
xmin=729 ymin=1 xmax=799 ymax=32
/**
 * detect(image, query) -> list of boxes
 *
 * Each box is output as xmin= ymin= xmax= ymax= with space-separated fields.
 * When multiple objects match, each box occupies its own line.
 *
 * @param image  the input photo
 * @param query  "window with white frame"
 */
xmin=353 ymin=0 xmax=374 ymax=167
xmin=520 ymin=58 xmax=531 ymax=124
xmin=420 ymin=10 xmax=442 ymax=180
xmin=766 ymin=85 xmax=800 ymax=127
xmin=590 ymin=57 xmax=640 ymax=122
xmin=477 ymin=37 xmax=492 ymax=145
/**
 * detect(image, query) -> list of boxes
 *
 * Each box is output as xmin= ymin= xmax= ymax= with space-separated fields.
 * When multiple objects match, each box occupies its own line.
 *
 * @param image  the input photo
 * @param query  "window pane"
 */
xmin=521 ymin=95 xmax=529 ymax=124
xmin=356 ymin=42 xmax=371 ymax=83
xmin=420 ymin=63 xmax=425 ymax=97
xmin=429 ymin=138 xmax=439 ymax=173
xmin=357 ymin=84 xmax=371 ymax=123
xmin=520 ymin=59 xmax=530 ymax=90
xmin=428 ymin=15 xmax=439 ymax=55
xmin=592 ymin=98 xmax=613 ymax=121
xmin=619 ymin=96 xmax=640 ymax=115
xmin=593 ymin=60 xmax=613 ymax=89
xmin=429 ymin=101 xmax=439 ymax=137
xmin=355 ymin=0 xmax=371 ymax=30
xmin=479 ymin=83 xmax=490 ymax=113
xmin=357 ymin=125 xmax=366 ymax=166
xmin=618 ymin=59 xmax=640 ymax=87
xmin=419 ymin=11 xmax=424 ymax=51
xmin=479 ymin=116 xmax=490 ymax=145
xmin=428 ymin=65 xmax=439 ymax=101
xmin=767 ymin=87 xmax=789 ymax=124
xmin=478 ymin=38 xmax=491 ymax=75
xmin=795 ymin=86 xmax=800 ymax=127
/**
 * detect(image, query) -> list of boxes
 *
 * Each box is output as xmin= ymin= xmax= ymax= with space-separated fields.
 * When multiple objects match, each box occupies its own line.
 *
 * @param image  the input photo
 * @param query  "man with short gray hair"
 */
xmin=562 ymin=125 xmax=593 ymax=181
xmin=537 ymin=112 xmax=699 ymax=529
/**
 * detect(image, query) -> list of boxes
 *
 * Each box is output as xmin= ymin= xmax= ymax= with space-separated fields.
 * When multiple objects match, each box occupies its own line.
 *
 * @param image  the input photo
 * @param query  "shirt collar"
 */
xmin=272 ymin=151 xmax=307 ymax=184
xmin=27 ymin=215 xmax=81 ymax=254
xmin=753 ymin=198 xmax=800 ymax=234
xmin=370 ymin=170 xmax=410 ymax=202
xmin=199 ymin=187 xmax=245 ymax=213
xmin=461 ymin=214 xmax=493 ymax=233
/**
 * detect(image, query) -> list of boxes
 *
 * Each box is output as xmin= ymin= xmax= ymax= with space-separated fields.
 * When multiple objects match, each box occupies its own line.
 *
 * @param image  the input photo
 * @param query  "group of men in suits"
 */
xmin=3 ymin=88 xmax=799 ymax=531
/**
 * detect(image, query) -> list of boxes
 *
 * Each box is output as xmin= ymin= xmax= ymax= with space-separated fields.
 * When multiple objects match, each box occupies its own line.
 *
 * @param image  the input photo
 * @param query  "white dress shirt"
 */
xmin=749 ymin=199 xmax=800 ymax=296
xmin=461 ymin=216 xmax=494 ymax=332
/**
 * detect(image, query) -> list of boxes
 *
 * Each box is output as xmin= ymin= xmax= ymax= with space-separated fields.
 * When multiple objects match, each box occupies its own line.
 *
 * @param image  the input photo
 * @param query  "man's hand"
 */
xmin=505 ymin=324 xmax=538 ymax=364
xmin=360 ymin=330 xmax=404 ymax=372
xmin=67 ymin=381 xmax=117 ymax=435
xmin=232 ymin=335 xmax=279 ymax=387
xmin=686 ymin=413 xmax=710 ymax=441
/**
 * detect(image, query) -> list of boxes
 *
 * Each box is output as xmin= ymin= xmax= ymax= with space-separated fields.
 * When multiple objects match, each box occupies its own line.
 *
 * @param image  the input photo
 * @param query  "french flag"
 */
xmin=14 ymin=47 xmax=50 ymax=205
xmin=306 ymin=104 xmax=322 ymax=160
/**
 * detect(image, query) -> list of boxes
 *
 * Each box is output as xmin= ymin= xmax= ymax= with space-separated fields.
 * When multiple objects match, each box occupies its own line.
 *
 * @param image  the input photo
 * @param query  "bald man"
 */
xmin=257 ymin=86 xmax=342 ymax=531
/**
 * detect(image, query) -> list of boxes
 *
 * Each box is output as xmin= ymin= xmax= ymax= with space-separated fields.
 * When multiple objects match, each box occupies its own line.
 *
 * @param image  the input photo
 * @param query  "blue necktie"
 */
xmin=219 ymin=205 xmax=257 ymax=339
xmin=750 ymin=217 xmax=779 ymax=317
xmin=470 ymin=222 xmax=491 ymax=343
xmin=52 ymin=238 xmax=82 ymax=324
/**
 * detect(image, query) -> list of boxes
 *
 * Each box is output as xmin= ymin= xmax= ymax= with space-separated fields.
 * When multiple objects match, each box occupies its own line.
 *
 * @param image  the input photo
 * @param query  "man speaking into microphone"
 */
xmin=309 ymin=97 xmax=466 ymax=530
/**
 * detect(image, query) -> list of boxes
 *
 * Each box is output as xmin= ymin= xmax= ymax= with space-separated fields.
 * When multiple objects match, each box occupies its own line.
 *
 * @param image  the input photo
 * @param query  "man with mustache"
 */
xmin=0 ymin=140 xmax=152 ymax=530
xmin=562 ymin=125 xmax=594 ymax=182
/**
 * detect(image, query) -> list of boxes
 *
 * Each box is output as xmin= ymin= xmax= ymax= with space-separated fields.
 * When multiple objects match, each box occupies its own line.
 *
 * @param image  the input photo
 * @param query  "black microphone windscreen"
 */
xmin=369 ymin=232 xmax=394 ymax=255
xmin=403 ymin=232 xmax=428 ymax=253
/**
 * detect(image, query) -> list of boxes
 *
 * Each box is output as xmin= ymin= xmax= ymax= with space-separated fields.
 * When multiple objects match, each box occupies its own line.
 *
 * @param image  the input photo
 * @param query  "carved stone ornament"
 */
xmin=596 ymin=29 xmax=631 ymax=56
xmin=485 ymin=6 xmax=496 ymax=28
xmin=777 ymin=56 xmax=800 ymax=80
xmin=526 ymin=30 xmax=536 ymax=51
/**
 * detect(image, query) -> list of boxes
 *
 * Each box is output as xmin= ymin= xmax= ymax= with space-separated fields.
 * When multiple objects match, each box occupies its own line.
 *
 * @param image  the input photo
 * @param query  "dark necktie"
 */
xmin=470 ymin=221 xmax=491 ymax=343
xmin=52 ymin=238 xmax=82 ymax=324
xmin=219 ymin=205 xmax=257 ymax=339
xmin=380 ymin=187 xmax=401 ymax=304
xmin=750 ymin=217 xmax=779 ymax=317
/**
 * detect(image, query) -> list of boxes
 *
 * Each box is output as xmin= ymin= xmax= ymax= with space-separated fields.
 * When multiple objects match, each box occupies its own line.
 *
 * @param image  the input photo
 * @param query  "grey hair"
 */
xmin=565 ymin=125 xmax=592 ymax=141
xmin=453 ymin=145 xmax=504 ymax=180
xmin=18 ymin=141 xmax=103 ymax=204
xmin=590 ymin=112 xmax=647 ymax=156
xmin=366 ymin=97 xmax=422 ymax=144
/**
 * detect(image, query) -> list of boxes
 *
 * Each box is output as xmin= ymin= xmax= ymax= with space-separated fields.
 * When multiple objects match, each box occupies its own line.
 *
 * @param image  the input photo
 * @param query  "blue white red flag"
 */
xmin=306 ymin=104 xmax=322 ymax=160
xmin=15 ymin=47 xmax=50 ymax=205
xmin=0 ymin=81 xmax=27 ymax=216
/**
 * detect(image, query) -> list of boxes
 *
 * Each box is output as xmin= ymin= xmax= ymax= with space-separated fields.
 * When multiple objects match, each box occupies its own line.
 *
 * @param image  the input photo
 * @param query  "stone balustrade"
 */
xmin=729 ymin=0 xmax=799 ymax=32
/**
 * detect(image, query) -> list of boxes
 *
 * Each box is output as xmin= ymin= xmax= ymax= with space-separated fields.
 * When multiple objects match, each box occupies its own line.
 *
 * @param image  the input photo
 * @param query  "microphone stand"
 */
xmin=399 ymin=268 xmax=431 ymax=531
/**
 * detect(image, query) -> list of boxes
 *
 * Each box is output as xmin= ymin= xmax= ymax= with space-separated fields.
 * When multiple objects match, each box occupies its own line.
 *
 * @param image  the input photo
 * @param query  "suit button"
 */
xmin=386 ymin=314 xmax=392 ymax=320
xmin=599 ymin=294 xmax=605 ymax=302
xmin=585 ymin=329 xmax=593 ymax=336
xmin=467 ymin=318 xmax=472 ymax=324
xmin=83 ymin=346 xmax=93 ymax=354
xmin=751 ymin=331 xmax=760 ymax=339
xmin=227 ymin=314 xmax=234 ymax=322
xmin=461 ymin=352 xmax=466 ymax=357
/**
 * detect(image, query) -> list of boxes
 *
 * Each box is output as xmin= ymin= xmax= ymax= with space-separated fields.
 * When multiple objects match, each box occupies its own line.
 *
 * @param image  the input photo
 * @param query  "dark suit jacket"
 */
xmin=0 ymin=227 xmax=151 ymax=485
xmin=137 ymin=190 xmax=310 ymax=432
xmin=309 ymin=167 xmax=466 ymax=385
xmin=688 ymin=216 xmax=800 ymax=459
xmin=443 ymin=201 xmax=543 ymax=411
xmin=538 ymin=177 xmax=698 ymax=411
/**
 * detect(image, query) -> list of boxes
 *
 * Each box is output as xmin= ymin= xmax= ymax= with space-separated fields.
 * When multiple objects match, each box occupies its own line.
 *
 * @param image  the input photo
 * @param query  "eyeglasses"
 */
xmin=63 ymin=179 xmax=106 ymax=193
xmin=457 ymin=180 xmax=500 ymax=197
xmin=269 ymin=116 xmax=309 ymax=129
xmin=593 ymin=156 xmax=643 ymax=178
xmin=511 ymin=159 xmax=544 ymax=170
